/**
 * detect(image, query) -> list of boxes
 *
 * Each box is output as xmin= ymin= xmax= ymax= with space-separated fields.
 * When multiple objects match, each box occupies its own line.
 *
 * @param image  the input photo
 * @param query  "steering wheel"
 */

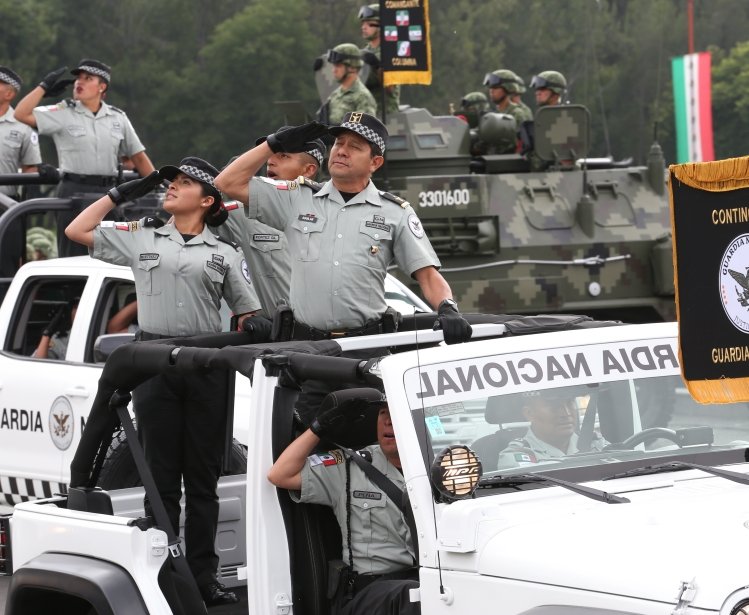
xmin=608 ymin=427 xmax=682 ymax=450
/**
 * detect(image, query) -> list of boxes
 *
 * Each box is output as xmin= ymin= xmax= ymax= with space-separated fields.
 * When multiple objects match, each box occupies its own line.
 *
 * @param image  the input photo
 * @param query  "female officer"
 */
xmin=65 ymin=157 xmax=260 ymax=606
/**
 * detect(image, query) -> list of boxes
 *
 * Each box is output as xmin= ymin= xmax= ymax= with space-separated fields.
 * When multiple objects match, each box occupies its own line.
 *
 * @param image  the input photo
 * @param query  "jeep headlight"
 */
xmin=430 ymin=445 xmax=482 ymax=502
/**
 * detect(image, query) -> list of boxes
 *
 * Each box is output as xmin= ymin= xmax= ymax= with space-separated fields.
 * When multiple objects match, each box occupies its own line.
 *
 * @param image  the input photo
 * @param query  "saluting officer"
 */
xmin=65 ymin=157 xmax=260 ymax=607
xmin=214 ymin=134 xmax=326 ymax=316
xmin=216 ymin=114 xmax=472 ymax=423
xmin=15 ymin=59 xmax=155 ymax=256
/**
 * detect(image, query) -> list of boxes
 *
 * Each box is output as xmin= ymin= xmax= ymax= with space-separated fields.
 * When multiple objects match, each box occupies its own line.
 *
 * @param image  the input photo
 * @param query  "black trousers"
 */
xmin=339 ymin=578 xmax=420 ymax=615
xmin=294 ymin=347 xmax=388 ymax=426
xmin=132 ymin=367 xmax=228 ymax=588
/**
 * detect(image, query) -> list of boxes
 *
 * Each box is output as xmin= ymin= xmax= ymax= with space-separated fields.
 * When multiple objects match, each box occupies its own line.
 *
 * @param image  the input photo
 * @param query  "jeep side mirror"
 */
xmin=93 ymin=333 xmax=135 ymax=363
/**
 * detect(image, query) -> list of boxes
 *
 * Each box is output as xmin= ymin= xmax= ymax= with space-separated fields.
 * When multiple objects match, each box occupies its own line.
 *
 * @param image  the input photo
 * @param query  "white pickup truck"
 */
xmin=4 ymin=317 xmax=749 ymax=615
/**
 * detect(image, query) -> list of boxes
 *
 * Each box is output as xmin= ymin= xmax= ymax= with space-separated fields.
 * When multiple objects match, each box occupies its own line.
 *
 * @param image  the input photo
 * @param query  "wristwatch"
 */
xmin=439 ymin=298 xmax=458 ymax=311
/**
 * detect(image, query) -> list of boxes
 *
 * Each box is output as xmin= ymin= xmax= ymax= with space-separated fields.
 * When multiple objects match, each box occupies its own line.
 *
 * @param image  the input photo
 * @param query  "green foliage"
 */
xmin=3 ymin=0 xmax=749 ymax=166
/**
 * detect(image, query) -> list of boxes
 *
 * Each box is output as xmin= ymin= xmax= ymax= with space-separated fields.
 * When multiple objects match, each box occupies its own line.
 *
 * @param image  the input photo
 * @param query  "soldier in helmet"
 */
xmin=454 ymin=92 xmax=490 ymax=156
xmin=319 ymin=43 xmax=377 ymax=125
xmin=484 ymin=69 xmax=531 ymax=124
xmin=358 ymin=3 xmax=400 ymax=119
xmin=530 ymin=70 xmax=567 ymax=107
xmin=506 ymin=70 xmax=533 ymax=120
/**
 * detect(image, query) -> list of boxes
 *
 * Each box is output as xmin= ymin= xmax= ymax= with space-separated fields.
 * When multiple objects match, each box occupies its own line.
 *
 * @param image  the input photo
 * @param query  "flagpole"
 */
xmin=687 ymin=0 xmax=694 ymax=54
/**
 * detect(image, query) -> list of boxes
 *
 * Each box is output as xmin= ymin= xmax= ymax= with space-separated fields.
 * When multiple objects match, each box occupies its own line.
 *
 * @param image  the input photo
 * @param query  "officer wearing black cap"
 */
xmin=213 ymin=131 xmax=326 ymax=316
xmin=217 ymin=114 xmax=472 ymax=423
xmin=0 ymin=66 xmax=41 ymax=200
xmin=65 ymin=157 xmax=261 ymax=607
xmin=15 ymin=59 xmax=155 ymax=255
xmin=0 ymin=66 xmax=42 ymax=278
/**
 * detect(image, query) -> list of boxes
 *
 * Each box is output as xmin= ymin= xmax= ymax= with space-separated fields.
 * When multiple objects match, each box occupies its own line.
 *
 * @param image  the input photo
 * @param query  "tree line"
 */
xmin=2 ymin=0 xmax=748 ymax=169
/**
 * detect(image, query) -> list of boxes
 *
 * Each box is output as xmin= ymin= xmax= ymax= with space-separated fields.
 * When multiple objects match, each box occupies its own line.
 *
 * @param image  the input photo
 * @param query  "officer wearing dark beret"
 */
xmin=14 ymin=58 xmax=156 ymax=256
xmin=66 ymin=157 xmax=261 ymax=607
xmin=217 ymin=113 xmax=472 ymax=423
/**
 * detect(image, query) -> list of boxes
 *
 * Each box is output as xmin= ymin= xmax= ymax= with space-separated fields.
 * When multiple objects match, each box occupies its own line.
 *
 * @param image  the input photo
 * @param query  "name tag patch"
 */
xmin=373 ymin=214 xmax=385 ymax=224
xmin=365 ymin=221 xmax=390 ymax=233
xmin=139 ymin=252 xmax=159 ymax=261
xmin=299 ymin=213 xmax=318 ymax=224
xmin=211 ymin=254 xmax=224 ymax=265
xmin=253 ymin=234 xmax=280 ymax=242
xmin=353 ymin=490 xmax=382 ymax=500
xmin=206 ymin=261 xmax=226 ymax=275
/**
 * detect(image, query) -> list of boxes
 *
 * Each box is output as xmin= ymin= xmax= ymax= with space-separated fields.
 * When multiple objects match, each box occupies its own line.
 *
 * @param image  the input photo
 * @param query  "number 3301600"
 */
xmin=418 ymin=189 xmax=470 ymax=207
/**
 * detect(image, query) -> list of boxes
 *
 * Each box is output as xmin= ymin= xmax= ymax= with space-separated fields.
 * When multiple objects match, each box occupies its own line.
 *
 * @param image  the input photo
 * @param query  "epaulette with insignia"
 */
xmin=356 ymin=449 xmax=373 ymax=463
xmin=216 ymin=235 xmax=240 ymax=250
xmin=379 ymin=190 xmax=409 ymax=208
xmin=108 ymin=105 xmax=125 ymax=114
xmin=64 ymin=99 xmax=76 ymax=108
xmin=298 ymin=176 xmax=323 ymax=193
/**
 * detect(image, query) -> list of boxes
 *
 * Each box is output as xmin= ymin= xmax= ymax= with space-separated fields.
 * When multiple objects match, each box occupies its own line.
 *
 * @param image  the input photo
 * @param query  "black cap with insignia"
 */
xmin=0 ymin=66 xmax=22 ymax=91
xmin=160 ymin=157 xmax=224 ymax=221
xmin=328 ymin=111 xmax=388 ymax=154
xmin=71 ymin=59 xmax=112 ymax=84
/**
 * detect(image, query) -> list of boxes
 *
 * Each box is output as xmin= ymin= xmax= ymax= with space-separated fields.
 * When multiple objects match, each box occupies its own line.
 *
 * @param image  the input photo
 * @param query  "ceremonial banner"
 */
xmin=672 ymin=52 xmax=714 ymax=163
xmin=669 ymin=157 xmax=749 ymax=402
xmin=380 ymin=0 xmax=431 ymax=86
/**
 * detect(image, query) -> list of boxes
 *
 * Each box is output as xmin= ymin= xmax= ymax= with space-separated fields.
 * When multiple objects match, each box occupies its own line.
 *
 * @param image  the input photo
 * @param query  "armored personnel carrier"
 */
xmin=380 ymin=104 xmax=674 ymax=322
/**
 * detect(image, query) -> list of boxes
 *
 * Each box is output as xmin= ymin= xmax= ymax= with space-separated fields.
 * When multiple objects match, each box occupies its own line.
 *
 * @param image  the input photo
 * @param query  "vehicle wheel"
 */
xmin=98 ymin=428 xmax=248 ymax=490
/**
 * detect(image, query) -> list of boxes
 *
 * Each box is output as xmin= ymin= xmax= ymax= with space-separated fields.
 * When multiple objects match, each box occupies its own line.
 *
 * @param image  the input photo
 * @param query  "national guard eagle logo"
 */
xmin=48 ymin=396 xmax=74 ymax=451
xmin=720 ymin=233 xmax=749 ymax=333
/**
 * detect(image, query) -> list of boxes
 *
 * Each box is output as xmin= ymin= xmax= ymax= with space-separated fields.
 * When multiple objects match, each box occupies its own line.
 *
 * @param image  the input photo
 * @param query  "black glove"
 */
xmin=43 ymin=305 xmax=67 ymax=337
xmin=242 ymin=315 xmax=273 ymax=342
xmin=312 ymin=57 xmax=324 ymax=71
xmin=433 ymin=300 xmax=473 ymax=345
xmin=138 ymin=215 xmax=165 ymax=229
xmin=361 ymin=51 xmax=381 ymax=70
xmin=37 ymin=163 xmax=60 ymax=183
xmin=265 ymin=122 xmax=329 ymax=154
xmin=107 ymin=171 xmax=162 ymax=205
xmin=309 ymin=388 xmax=384 ymax=448
xmin=39 ymin=67 xmax=73 ymax=97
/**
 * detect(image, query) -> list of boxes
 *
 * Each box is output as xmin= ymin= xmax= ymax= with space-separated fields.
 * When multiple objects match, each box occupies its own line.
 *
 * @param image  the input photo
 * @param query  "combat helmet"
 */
xmin=530 ymin=70 xmax=567 ymax=95
xmin=483 ymin=69 xmax=525 ymax=95
xmin=457 ymin=91 xmax=490 ymax=128
xmin=327 ymin=43 xmax=363 ymax=69
xmin=358 ymin=3 xmax=379 ymax=23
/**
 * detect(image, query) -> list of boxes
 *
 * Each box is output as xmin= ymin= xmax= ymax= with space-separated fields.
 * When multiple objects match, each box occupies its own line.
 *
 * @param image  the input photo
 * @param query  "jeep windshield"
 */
xmin=402 ymin=325 xmax=749 ymax=489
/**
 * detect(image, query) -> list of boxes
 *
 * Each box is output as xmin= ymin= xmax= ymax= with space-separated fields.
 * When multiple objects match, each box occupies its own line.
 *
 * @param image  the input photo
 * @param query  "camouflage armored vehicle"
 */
xmin=379 ymin=104 xmax=674 ymax=322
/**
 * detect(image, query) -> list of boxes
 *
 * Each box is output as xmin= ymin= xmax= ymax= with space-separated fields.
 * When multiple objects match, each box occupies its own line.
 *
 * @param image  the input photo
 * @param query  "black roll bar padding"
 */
xmin=286 ymin=352 xmax=363 ymax=383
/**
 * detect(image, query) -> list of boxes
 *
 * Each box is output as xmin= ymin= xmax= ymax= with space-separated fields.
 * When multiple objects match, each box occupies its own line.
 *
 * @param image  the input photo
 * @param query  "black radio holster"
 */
xmin=271 ymin=302 xmax=294 ymax=342
xmin=328 ymin=560 xmax=357 ymax=614
xmin=382 ymin=306 xmax=402 ymax=334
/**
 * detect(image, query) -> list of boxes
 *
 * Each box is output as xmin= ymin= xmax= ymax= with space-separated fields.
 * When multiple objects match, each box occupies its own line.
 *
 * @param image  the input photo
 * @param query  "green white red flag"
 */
xmin=672 ymin=52 xmax=714 ymax=163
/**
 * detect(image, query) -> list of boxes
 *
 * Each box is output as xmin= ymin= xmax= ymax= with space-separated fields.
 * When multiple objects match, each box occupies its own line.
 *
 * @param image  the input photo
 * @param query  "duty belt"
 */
xmin=135 ymin=330 xmax=182 ymax=341
xmin=292 ymin=320 xmax=383 ymax=341
xmin=351 ymin=567 xmax=418 ymax=594
xmin=61 ymin=172 xmax=117 ymax=187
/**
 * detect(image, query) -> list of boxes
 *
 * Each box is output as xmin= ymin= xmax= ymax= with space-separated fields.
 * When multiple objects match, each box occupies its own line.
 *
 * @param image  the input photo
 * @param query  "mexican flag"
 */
xmin=672 ymin=52 xmax=714 ymax=163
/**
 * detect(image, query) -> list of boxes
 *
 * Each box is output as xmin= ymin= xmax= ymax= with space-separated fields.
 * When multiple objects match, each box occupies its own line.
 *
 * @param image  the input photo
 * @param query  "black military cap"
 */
xmin=256 ymin=128 xmax=327 ymax=167
xmin=71 ymin=59 xmax=112 ymax=84
xmin=328 ymin=111 xmax=388 ymax=153
xmin=0 ymin=66 xmax=22 ymax=91
xmin=159 ymin=156 xmax=222 ymax=204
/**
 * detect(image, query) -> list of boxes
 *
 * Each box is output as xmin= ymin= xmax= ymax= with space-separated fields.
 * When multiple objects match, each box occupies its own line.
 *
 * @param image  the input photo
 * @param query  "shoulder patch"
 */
xmin=101 ymin=220 xmax=139 ymax=232
xmin=224 ymin=201 xmax=241 ymax=212
xmin=309 ymin=449 xmax=345 ymax=467
xmin=379 ymin=190 xmax=409 ymax=208
xmin=298 ymin=176 xmax=323 ymax=193
xmin=215 ymin=235 xmax=240 ymax=250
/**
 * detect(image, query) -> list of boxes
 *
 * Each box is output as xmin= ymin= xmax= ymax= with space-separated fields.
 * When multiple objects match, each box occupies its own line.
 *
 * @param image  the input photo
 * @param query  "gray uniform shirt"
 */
xmin=0 ymin=106 xmax=41 ymax=196
xmin=248 ymin=177 xmax=440 ymax=330
xmin=46 ymin=331 xmax=69 ymax=360
xmin=92 ymin=221 xmax=260 ymax=336
xmin=214 ymin=202 xmax=291 ymax=317
xmin=498 ymin=428 xmax=606 ymax=468
xmin=291 ymin=445 xmax=413 ymax=574
xmin=33 ymin=99 xmax=145 ymax=176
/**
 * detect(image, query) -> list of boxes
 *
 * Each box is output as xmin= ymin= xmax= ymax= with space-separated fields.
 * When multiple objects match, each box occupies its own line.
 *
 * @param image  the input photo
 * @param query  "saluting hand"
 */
xmin=39 ymin=67 xmax=74 ymax=97
xmin=265 ymin=122 xmax=329 ymax=154
xmin=108 ymin=171 xmax=163 ymax=206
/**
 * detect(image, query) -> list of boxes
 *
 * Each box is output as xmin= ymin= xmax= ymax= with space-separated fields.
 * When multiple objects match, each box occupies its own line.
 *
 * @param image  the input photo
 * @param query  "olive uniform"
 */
xmin=498 ymin=428 xmax=606 ymax=468
xmin=215 ymin=202 xmax=291 ymax=317
xmin=362 ymin=43 xmax=400 ymax=118
xmin=292 ymin=445 xmax=419 ymax=614
xmin=91 ymin=217 xmax=260 ymax=590
xmin=0 ymin=106 xmax=41 ymax=197
xmin=247 ymin=177 xmax=439 ymax=331
xmin=515 ymin=100 xmax=534 ymax=122
xmin=326 ymin=78 xmax=377 ymax=126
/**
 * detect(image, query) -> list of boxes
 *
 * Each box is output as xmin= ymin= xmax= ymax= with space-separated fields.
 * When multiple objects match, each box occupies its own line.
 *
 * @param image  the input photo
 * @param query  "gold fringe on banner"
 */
xmin=670 ymin=155 xmax=749 ymax=191
xmin=383 ymin=0 xmax=432 ymax=87
xmin=669 ymin=154 xmax=749 ymax=404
